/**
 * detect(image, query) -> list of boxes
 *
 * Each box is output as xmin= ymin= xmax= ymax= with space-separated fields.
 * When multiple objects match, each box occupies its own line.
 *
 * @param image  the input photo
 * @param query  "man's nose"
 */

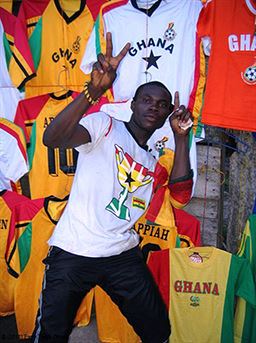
xmin=149 ymin=101 xmax=159 ymax=110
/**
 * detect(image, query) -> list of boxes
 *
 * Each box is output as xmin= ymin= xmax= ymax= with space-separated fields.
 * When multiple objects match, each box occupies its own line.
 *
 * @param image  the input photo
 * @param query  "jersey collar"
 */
xmin=130 ymin=0 xmax=162 ymax=17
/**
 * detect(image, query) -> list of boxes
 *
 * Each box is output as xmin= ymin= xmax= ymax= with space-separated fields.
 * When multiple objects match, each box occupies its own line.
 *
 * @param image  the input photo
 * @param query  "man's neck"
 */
xmin=125 ymin=121 xmax=151 ymax=150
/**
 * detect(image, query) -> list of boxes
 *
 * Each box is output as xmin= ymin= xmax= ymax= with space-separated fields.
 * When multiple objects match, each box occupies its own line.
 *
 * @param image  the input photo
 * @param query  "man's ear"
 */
xmin=170 ymin=103 xmax=174 ymax=113
xmin=131 ymin=99 xmax=135 ymax=112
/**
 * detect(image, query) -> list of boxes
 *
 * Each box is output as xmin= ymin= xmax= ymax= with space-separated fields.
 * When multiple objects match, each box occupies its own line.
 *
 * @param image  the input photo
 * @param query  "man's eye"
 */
xmin=159 ymin=102 xmax=168 ymax=108
xmin=143 ymin=97 xmax=151 ymax=103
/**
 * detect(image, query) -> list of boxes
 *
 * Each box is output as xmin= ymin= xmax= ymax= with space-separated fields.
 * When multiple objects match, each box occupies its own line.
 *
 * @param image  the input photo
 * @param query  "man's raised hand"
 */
xmin=169 ymin=91 xmax=193 ymax=136
xmin=90 ymin=32 xmax=130 ymax=94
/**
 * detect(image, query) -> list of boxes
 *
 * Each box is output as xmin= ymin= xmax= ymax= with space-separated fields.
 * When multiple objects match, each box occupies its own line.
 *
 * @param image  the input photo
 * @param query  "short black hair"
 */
xmin=133 ymin=81 xmax=172 ymax=103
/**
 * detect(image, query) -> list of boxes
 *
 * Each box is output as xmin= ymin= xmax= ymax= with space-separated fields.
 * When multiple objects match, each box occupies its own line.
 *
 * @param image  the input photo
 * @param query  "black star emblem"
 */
xmin=125 ymin=172 xmax=135 ymax=186
xmin=142 ymin=50 xmax=161 ymax=70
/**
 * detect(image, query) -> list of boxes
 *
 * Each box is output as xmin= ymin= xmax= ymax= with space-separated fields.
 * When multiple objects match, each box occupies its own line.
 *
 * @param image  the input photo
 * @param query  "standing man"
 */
xmin=33 ymin=33 xmax=193 ymax=343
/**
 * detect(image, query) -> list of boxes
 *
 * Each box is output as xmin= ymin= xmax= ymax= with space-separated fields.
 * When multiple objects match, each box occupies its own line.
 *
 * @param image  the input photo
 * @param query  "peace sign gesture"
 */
xmin=90 ymin=32 xmax=130 ymax=96
xmin=169 ymin=91 xmax=193 ymax=136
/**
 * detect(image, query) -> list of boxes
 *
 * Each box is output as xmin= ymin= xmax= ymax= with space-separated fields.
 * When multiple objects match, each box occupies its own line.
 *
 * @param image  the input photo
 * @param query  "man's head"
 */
xmin=130 ymin=81 xmax=174 ymax=134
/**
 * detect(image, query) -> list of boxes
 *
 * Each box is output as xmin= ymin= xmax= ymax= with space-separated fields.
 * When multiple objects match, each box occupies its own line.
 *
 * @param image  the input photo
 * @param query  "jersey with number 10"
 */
xmin=14 ymin=92 xmax=80 ymax=199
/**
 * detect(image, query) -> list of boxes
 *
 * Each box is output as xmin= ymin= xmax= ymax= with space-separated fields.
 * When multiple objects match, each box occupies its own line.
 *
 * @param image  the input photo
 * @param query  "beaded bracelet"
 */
xmin=83 ymin=82 xmax=99 ymax=105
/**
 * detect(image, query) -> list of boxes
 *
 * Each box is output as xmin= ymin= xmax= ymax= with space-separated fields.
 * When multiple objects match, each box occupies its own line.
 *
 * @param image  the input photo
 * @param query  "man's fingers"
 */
xmin=113 ymin=42 xmax=131 ymax=68
xmin=173 ymin=91 xmax=180 ymax=111
xmin=106 ymin=32 xmax=113 ymax=59
xmin=92 ymin=61 xmax=104 ymax=74
xmin=97 ymin=53 xmax=111 ymax=73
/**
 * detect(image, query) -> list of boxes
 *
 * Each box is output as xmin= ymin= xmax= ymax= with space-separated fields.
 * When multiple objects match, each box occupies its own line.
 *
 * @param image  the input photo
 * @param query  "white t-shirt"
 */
xmin=101 ymin=100 xmax=197 ymax=193
xmin=49 ymin=112 xmax=156 ymax=257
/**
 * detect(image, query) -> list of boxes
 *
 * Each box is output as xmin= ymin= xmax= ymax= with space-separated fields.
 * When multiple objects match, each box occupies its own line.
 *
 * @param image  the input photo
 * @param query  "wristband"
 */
xmin=83 ymin=82 xmax=99 ymax=105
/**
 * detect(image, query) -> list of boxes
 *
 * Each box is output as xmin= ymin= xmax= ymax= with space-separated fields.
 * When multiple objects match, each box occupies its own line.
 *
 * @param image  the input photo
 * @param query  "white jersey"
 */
xmin=81 ymin=0 xmax=204 ymax=115
xmin=49 ymin=112 xmax=156 ymax=257
xmin=0 ymin=20 xmax=24 ymax=121
xmin=0 ymin=119 xmax=28 ymax=191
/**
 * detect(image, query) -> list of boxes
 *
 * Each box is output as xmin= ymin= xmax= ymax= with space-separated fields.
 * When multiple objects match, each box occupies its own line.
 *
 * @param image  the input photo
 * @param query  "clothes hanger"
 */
xmin=50 ymin=66 xmax=72 ymax=98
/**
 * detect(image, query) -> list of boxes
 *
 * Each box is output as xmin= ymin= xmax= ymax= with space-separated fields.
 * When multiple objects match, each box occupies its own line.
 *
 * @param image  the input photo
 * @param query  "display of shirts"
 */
xmin=81 ymin=0 xmax=205 ymax=138
xmin=197 ymin=0 xmax=256 ymax=132
xmin=0 ymin=190 xmax=29 ymax=316
xmin=148 ymin=247 xmax=256 ymax=343
xmin=0 ymin=118 xmax=28 ymax=191
xmin=234 ymin=214 xmax=256 ymax=343
xmin=25 ymin=0 xmax=106 ymax=98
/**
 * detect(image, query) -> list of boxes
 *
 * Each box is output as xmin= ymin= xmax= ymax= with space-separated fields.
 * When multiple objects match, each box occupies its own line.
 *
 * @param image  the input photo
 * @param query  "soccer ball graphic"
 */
xmin=244 ymin=66 xmax=256 ymax=82
xmin=164 ymin=28 xmax=176 ymax=41
xmin=154 ymin=140 xmax=165 ymax=152
xmin=72 ymin=36 xmax=81 ymax=53
xmin=241 ymin=63 xmax=256 ymax=85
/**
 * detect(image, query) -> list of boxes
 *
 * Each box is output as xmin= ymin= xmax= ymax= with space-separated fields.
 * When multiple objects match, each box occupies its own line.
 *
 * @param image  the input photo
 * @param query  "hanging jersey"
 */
xmin=81 ymin=0 xmax=205 ymax=138
xmin=0 ymin=118 xmax=28 ymax=191
xmin=14 ymin=91 xmax=79 ymax=199
xmin=197 ymin=0 xmax=256 ymax=131
xmin=234 ymin=214 xmax=256 ymax=343
xmin=25 ymin=0 xmax=106 ymax=98
xmin=4 ymin=195 xmax=93 ymax=336
xmin=0 ymin=190 xmax=29 ymax=316
xmin=148 ymin=247 xmax=256 ymax=343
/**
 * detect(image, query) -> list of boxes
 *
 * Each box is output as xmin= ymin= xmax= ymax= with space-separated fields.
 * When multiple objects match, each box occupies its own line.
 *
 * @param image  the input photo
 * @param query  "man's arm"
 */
xmin=168 ymin=92 xmax=193 ymax=206
xmin=169 ymin=91 xmax=192 ymax=182
xmin=43 ymin=33 xmax=130 ymax=149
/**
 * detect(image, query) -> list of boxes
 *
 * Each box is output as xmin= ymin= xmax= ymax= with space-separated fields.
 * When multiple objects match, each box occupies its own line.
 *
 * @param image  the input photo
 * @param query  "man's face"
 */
xmin=130 ymin=84 xmax=172 ymax=133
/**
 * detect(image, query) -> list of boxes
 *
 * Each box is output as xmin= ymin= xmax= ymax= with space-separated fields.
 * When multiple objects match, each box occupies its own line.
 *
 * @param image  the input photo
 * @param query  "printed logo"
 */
xmin=132 ymin=197 xmax=146 ymax=210
xmin=174 ymin=280 xmax=220 ymax=296
xmin=154 ymin=136 xmax=169 ymax=153
xmin=241 ymin=59 xmax=256 ymax=85
xmin=106 ymin=145 xmax=153 ymax=221
xmin=72 ymin=36 xmax=81 ymax=54
xmin=190 ymin=295 xmax=200 ymax=307
xmin=164 ymin=22 xmax=177 ymax=41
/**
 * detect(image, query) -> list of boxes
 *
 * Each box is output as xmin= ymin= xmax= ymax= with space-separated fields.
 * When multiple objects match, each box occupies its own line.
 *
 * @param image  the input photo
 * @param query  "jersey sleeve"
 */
xmin=196 ymin=0 xmax=214 ymax=38
xmin=235 ymin=256 xmax=256 ymax=307
xmin=0 ymin=8 xmax=35 ymax=89
xmin=76 ymin=111 xmax=112 ymax=153
xmin=0 ymin=119 xmax=28 ymax=186
xmin=80 ymin=11 xmax=106 ymax=75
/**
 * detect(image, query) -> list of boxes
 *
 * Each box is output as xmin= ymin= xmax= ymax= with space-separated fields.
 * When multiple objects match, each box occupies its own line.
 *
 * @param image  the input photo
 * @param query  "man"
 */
xmin=32 ymin=33 xmax=193 ymax=343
